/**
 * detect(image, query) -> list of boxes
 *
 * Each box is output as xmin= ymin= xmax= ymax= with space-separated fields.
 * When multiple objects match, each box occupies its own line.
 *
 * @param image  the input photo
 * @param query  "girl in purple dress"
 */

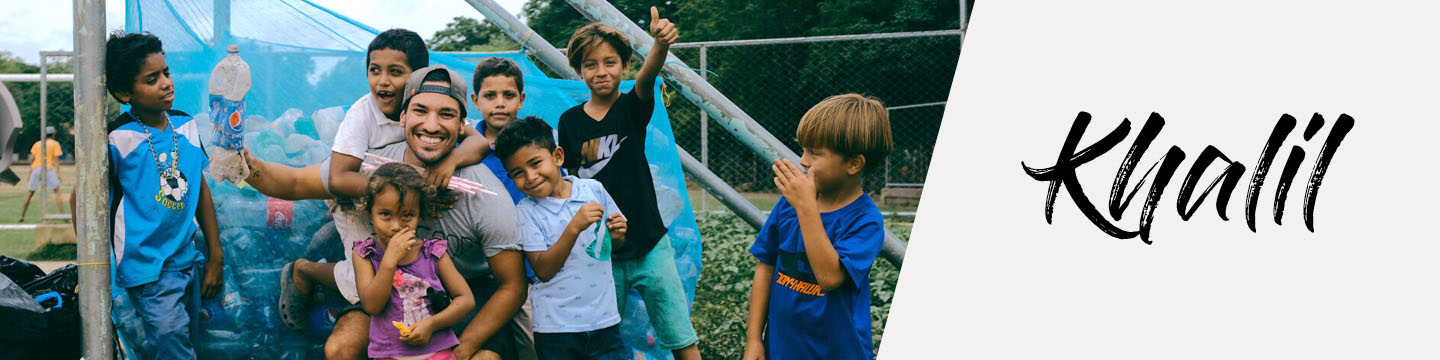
xmin=353 ymin=163 xmax=474 ymax=360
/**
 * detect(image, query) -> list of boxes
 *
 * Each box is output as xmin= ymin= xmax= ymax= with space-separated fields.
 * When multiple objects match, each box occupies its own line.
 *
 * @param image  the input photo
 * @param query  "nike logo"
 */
xmin=579 ymin=135 xmax=627 ymax=178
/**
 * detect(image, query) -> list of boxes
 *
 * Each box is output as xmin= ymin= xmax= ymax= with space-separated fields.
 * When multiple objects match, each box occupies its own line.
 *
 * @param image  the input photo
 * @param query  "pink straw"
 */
xmin=363 ymin=154 xmax=498 ymax=196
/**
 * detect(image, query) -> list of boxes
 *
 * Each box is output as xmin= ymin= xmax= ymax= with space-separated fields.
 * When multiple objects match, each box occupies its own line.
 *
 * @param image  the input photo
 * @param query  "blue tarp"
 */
xmin=117 ymin=1 xmax=702 ymax=359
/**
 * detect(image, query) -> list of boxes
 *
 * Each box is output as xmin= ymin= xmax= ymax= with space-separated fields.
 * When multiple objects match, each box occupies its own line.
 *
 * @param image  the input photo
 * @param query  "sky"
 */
xmin=0 ymin=0 xmax=527 ymax=65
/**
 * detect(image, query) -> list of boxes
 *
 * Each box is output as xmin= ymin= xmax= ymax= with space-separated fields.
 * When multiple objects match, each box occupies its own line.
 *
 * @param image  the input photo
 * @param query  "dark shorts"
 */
xmin=533 ymin=324 xmax=627 ymax=360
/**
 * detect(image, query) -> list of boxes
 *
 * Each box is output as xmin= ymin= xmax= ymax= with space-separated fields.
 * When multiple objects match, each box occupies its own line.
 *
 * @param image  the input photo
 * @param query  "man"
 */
xmin=320 ymin=65 xmax=529 ymax=360
xmin=20 ymin=126 xmax=64 ymax=222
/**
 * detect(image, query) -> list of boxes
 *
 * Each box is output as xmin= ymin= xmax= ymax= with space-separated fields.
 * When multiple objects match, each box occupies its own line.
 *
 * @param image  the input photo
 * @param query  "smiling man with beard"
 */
xmin=320 ymin=65 xmax=529 ymax=360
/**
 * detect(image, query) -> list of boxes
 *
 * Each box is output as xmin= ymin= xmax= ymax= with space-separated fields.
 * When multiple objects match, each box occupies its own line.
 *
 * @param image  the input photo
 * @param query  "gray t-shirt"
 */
xmin=322 ymin=142 xmax=523 ymax=279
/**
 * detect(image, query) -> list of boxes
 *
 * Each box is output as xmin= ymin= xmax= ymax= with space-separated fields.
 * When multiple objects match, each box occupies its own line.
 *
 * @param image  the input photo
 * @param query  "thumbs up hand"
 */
xmin=649 ymin=6 xmax=678 ymax=47
xmin=635 ymin=5 xmax=677 ymax=101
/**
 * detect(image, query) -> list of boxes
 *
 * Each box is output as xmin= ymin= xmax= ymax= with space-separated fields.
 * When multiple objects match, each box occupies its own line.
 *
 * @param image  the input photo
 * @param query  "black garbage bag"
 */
xmin=0 ymin=272 xmax=47 ymax=340
xmin=0 ymin=255 xmax=44 ymax=285
xmin=0 ymin=266 xmax=82 ymax=360
xmin=22 ymin=264 xmax=78 ymax=296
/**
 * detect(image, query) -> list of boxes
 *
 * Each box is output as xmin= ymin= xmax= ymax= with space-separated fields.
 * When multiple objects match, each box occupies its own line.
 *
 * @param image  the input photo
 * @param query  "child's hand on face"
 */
xmin=606 ymin=213 xmax=628 ymax=240
xmin=382 ymin=227 xmax=418 ymax=267
xmin=568 ymin=202 xmax=605 ymax=233
xmin=399 ymin=318 xmax=434 ymax=345
xmin=649 ymin=6 xmax=678 ymax=47
xmin=772 ymin=159 xmax=816 ymax=207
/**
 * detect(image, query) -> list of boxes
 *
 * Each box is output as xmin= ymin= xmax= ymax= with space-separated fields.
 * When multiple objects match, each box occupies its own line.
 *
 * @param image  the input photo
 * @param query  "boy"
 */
xmin=471 ymin=57 xmax=528 ymax=204
xmin=470 ymin=57 xmax=544 ymax=360
xmin=244 ymin=29 xmax=491 ymax=332
xmin=19 ymin=126 xmax=64 ymax=222
xmin=744 ymin=94 xmax=893 ymax=360
xmin=497 ymin=116 xmax=630 ymax=360
xmin=555 ymin=7 xmax=702 ymax=359
xmin=105 ymin=31 xmax=224 ymax=359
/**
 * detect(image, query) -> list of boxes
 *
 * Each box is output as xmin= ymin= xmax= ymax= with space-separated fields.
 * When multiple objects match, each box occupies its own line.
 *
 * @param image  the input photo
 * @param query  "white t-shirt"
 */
xmin=332 ymin=93 xmax=406 ymax=160
xmin=327 ymin=93 xmax=404 ymax=303
xmin=516 ymin=176 xmax=623 ymax=333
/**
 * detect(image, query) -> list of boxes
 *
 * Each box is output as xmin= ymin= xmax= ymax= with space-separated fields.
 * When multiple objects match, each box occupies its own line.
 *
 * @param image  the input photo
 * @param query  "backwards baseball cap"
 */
xmin=401 ymin=65 xmax=469 ymax=118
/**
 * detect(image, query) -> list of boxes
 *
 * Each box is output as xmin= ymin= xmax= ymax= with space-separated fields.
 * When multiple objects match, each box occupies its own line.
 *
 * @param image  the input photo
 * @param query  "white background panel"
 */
xmin=882 ymin=0 xmax=1440 ymax=358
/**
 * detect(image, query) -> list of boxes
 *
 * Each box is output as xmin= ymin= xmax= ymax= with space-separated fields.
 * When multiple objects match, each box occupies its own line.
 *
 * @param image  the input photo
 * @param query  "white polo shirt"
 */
xmin=328 ymin=93 xmax=405 ymax=303
xmin=332 ymin=93 xmax=405 ymax=160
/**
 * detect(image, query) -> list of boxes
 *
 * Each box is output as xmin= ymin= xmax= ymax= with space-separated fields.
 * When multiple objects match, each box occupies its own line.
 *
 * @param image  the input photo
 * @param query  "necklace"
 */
xmin=134 ymin=111 xmax=188 ymax=203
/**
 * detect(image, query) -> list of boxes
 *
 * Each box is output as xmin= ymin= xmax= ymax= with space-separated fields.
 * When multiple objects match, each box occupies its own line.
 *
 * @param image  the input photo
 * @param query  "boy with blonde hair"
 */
xmin=554 ymin=7 xmax=702 ymax=359
xmin=745 ymin=94 xmax=894 ymax=360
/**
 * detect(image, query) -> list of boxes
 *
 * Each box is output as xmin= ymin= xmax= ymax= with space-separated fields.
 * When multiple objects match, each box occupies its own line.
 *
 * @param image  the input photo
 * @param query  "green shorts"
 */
xmin=612 ymin=235 xmax=698 ymax=350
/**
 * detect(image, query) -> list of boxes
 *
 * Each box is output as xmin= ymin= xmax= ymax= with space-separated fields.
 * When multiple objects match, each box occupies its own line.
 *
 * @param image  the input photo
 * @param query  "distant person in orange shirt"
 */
xmin=19 ymin=126 xmax=64 ymax=222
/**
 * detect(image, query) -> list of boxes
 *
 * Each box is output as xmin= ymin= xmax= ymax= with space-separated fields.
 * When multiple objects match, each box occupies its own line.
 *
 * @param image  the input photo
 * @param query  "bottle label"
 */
xmin=267 ymin=197 xmax=293 ymax=229
xmin=209 ymin=94 xmax=247 ymax=150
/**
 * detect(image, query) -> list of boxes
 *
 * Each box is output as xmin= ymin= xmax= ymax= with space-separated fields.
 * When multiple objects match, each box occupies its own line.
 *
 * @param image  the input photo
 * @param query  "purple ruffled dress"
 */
xmin=356 ymin=238 xmax=460 ymax=358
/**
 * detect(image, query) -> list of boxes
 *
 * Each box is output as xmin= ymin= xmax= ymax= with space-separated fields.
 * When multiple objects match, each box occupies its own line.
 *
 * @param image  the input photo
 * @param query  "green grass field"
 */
xmin=0 ymin=164 xmax=76 ymax=260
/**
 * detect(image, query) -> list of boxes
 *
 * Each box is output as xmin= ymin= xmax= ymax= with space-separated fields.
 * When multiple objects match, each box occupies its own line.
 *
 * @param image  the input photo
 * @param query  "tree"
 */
xmin=429 ymin=17 xmax=520 ymax=52
xmin=522 ymin=0 xmax=678 ymax=48
xmin=0 ymin=51 xmax=122 ymax=161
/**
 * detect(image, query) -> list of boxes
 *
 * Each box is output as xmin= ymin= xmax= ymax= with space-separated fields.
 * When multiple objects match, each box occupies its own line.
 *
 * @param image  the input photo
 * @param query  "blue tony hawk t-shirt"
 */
xmin=108 ymin=110 xmax=208 ymax=288
xmin=750 ymin=194 xmax=885 ymax=360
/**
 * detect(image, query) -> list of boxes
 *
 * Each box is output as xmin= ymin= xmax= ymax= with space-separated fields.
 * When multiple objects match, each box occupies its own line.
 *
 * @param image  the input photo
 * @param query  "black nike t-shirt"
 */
xmin=557 ymin=89 xmax=667 ymax=261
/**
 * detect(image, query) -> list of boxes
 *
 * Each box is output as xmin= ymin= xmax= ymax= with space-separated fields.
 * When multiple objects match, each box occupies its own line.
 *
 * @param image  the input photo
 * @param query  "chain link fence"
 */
xmin=660 ymin=31 xmax=960 ymax=211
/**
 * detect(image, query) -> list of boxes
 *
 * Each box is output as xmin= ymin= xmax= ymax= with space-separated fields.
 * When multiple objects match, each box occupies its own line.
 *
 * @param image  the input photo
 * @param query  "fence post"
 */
xmin=562 ymin=0 xmax=907 ymax=266
xmin=699 ymin=44 xmax=708 ymax=213
xmin=214 ymin=0 xmax=230 ymax=47
xmin=34 ymin=51 xmax=73 ymax=223
xmin=74 ymin=0 xmax=114 ymax=359
xmin=885 ymin=153 xmax=891 ymax=188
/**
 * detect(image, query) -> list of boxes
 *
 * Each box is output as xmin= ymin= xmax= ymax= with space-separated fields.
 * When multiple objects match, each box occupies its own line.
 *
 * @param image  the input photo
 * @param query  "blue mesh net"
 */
xmin=115 ymin=1 xmax=702 ymax=359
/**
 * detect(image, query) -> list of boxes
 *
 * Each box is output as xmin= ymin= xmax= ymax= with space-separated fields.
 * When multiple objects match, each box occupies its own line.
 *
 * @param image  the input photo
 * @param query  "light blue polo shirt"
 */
xmin=515 ymin=176 xmax=623 ymax=333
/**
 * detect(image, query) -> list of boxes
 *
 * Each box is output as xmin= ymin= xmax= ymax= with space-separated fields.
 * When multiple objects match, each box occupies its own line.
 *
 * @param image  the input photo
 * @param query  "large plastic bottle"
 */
xmin=208 ymin=45 xmax=252 ymax=183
